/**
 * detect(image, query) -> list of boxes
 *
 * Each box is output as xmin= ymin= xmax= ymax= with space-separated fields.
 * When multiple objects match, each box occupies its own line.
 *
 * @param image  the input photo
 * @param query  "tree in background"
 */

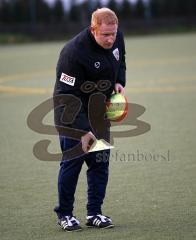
xmin=134 ymin=0 xmax=145 ymax=19
xmin=149 ymin=0 xmax=196 ymax=18
xmin=0 ymin=0 xmax=13 ymax=23
xmin=0 ymin=0 xmax=196 ymax=27
xmin=0 ymin=0 xmax=52 ymax=24
xmin=69 ymin=0 xmax=82 ymax=22
xmin=107 ymin=0 xmax=119 ymax=15
xmin=148 ymin=0 xmax=160 ymax=18
xmin=119 ymin=0 xmax=134 ymax=22
xmin=52 ymin=0 xmax=64 ymax=23
xmin=80 ymin=1 xmax=91 ymax=25
xmin=91 ymin=0 xmax=102 ymax=11
xmin=172 ymin=0 xmax=196 ymax=17
xmin=35 ymin=0 xmax=51 ymax=23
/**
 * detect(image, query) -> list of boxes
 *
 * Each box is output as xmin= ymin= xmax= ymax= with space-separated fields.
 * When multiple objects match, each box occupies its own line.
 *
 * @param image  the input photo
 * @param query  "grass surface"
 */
xmin=0 ymin=33 xmax=196 ymax=240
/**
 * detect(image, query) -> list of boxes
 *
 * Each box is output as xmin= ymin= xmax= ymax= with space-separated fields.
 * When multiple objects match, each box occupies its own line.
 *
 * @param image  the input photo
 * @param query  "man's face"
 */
xmin=91 ymin=23 xmax=117 ymax=49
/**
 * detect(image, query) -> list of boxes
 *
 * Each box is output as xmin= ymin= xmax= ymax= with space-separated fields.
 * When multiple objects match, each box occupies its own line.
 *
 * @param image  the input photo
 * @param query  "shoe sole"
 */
xmin=86 ymin=224 xmax=114 ymax=229
xmin=60 ymin=227 xmax=82 ymax=232
xmin=58 ymin=223 xmax=82 ymax=232
xmin=64 ymin=228 xmax=82 ymax=232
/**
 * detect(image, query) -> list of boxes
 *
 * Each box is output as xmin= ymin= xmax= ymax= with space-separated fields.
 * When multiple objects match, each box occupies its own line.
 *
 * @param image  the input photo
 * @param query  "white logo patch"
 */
xmin=94 ymin=62 xmax=100 ymax=69
xmin=60 ymin=72 xmax=75 ymax=86
xmin=113 ymin=48 xmax=119 ymax=61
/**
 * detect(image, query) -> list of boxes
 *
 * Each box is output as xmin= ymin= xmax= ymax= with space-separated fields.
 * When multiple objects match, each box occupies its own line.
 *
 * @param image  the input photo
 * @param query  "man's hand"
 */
xmin=81 ymin=131 xmax=96 ymax=153
xmin=115 ymin=83 xmax=125 ymax=95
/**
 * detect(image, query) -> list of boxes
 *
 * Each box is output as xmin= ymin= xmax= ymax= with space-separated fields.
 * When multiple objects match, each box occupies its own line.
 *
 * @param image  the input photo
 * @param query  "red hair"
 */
xmin=91 ymin=8 xmax=118 ymax=30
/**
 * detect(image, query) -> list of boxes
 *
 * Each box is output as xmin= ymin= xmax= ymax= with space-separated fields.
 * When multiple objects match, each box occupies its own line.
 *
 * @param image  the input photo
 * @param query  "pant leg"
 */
xmin=54 ymin=136 xmax=84 ymax=218
xmin=85 ymin=149 xmax=110 ymax=216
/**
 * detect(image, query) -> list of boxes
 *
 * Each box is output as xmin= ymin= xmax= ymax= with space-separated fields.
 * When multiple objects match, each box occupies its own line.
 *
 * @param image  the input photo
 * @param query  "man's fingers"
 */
xmin=115 ymin=83 xmax=125 ymax=95
xmin=89 ymin=138 xmax=95 ymax=146
xmin=119 ymin=88 xmax=125 ymax=95
xmin=81 ymin=134 xmax=96 ymax=153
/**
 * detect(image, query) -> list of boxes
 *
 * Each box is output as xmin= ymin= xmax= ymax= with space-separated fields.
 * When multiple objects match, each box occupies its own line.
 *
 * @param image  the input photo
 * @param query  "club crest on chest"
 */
xmin=112 ymin=48 xmax=119 ymax=61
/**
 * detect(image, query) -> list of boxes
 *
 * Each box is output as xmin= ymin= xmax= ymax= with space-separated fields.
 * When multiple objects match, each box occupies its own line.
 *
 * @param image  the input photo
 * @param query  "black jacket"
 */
xmin=53 ymin=27 xmax=126 ymax=136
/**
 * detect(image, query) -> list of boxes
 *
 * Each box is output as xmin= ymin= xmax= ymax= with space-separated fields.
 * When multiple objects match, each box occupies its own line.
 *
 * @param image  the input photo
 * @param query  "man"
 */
xmin=53 ymin=7 xmax=126 ymax=232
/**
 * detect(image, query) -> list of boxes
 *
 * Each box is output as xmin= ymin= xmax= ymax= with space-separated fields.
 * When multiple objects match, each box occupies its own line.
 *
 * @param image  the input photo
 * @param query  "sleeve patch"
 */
xmin=60 ymin=72 xmax=76 ymax=86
